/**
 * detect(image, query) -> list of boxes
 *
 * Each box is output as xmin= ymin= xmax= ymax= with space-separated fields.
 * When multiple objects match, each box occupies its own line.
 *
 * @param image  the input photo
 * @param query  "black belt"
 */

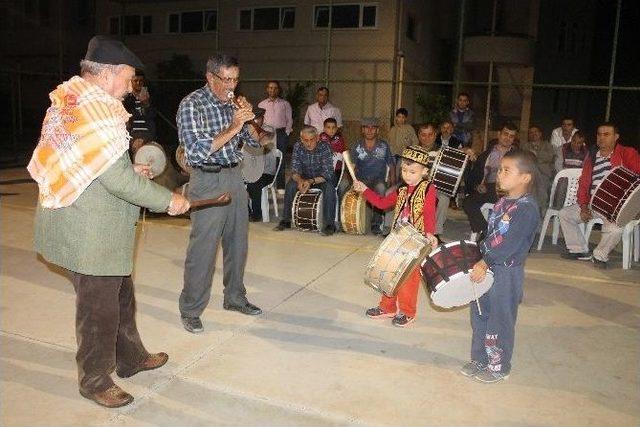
xmin=197 ymin=163 xmax=238 ymax=173
xmin=276 ymin=127 xmax=286 ymax=131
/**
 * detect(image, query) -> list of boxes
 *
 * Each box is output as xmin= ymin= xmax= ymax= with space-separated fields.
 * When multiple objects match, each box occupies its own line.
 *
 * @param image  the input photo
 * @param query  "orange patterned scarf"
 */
xmin=27 ymin=76 xmax=131 ymax=208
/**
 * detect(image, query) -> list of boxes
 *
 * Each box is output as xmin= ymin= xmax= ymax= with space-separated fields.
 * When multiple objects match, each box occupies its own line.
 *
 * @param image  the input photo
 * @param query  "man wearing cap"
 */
xmin=349 ymin=117 xmax=396 ymax=234
xmin=176 ymin=54 xmax=265 ymax=335
xmin=28 ymin=35 xmax=191 ymax=408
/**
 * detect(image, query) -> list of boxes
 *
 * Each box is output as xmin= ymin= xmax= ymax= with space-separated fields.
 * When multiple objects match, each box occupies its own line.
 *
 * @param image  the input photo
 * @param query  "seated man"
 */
xmin=243 ymin=109 xmax=278 ymax=221
xmin=350 ymin=117 xmax=396 ymax=235
xmin=521 ymin=125 xmax=556 ymax=214
xmin=462 ymin=122 xmax=518 ymax=240
xmin=562 ymin=130 xmax=588 ymax=169
xmin=559 ymin=122 xmax=640 ymax=268
xmin=436 ymin=119 xmax=464 ymax=150
xmin=274 ymin=126 xmax=336 ymax=236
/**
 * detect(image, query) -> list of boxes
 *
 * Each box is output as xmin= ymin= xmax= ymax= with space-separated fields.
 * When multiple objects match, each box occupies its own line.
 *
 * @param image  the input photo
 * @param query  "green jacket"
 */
xmin=34 ymin=153 xmax=173 ymax=276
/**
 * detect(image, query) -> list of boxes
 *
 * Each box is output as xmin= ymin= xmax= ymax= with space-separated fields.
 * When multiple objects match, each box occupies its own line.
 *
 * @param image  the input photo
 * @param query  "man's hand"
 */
xmin=232 ymin=108 xmax=255 ymax=132
xmin=298 ymin=179 xmax=311 ymax=194
xmin=167 ymin=193 xmax=190 ymax=216
xmin=477 ymin=182 xmax=487 ymax=194
xmin=470 ymin=259 xmax=489 ymax=283
xmin=133 ymin=163 xmax=154 ymax=179
xmin=464 ymin=148 xmax=477 ymax=161
xmin=580 ymin=205 xmax=592 ymax=222
xmin=352 ymin=180 xmax=367 ymax=193
xmin=425 ymin=233 xmax=439 ymax=250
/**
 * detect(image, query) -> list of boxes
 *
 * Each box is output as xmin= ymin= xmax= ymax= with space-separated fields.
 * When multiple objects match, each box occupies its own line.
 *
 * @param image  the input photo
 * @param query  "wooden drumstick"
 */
xmin=189 ymin=192 xmax=232 ymax=210
xmin=342 ymin=150 xmax=357 ymax=182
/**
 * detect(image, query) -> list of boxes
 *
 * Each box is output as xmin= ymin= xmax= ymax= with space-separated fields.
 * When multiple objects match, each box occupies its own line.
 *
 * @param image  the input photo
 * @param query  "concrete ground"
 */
xmin=1 ymin=167 xmax=639 ymax=427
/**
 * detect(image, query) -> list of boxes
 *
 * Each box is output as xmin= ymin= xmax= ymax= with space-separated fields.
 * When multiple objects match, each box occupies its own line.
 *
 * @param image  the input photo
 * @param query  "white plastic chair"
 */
xmin=260 ymin=149 xmax=283 ymax=222
xmin=333 ymin=153 xmax=345 ymax=222
xmin=583 ymin=218 xmax=639 ymax=270
xmin=536 ymin=168 xmax=582 ymax=250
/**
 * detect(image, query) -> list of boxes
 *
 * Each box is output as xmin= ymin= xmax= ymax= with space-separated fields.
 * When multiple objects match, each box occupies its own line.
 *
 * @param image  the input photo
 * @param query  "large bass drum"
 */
xmin=430 ymin=147 xmax=469 ymax=197
xmin=590 ymin=166 xmax=640 ymax=227
xmin=364 ymin=224 xmax=432 ymax=297
xmin=421 ymin=240 xmax=493 ymax=309
xmin=292 ymin=189 xmax=324 ymax=232
xmin=340 ymin=189 xmax=370 ymax=234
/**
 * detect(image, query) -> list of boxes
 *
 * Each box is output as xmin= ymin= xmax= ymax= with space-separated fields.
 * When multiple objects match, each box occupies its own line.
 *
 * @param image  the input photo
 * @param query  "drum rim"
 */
xmin=423 ymin=239 xmax=478 ymax=260
xmin=590 ymin=166 xmax=640 ymax=225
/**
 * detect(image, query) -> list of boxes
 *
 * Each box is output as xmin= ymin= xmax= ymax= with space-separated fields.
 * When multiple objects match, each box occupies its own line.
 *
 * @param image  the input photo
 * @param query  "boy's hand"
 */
xmin=470 ymin=259 xmax=488 ymax=283
xmin=352 ymin=180 xmax=367 ymax=193
xmin=425 ymin=233 xmax=439 ymax=250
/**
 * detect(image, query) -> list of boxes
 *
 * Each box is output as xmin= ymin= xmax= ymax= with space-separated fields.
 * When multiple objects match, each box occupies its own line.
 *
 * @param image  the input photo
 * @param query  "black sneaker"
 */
xmin=273 ymin=220 xmax=291 ymax=231
xmin=460 ymin=360 xmax=486 ymax=377
xmin=181 ymin=316 xmax=203 ymax=333
xmin=365 ymin=307 xmax=395 ymax=319
xmin=560 ymin=251 xmax=592 ymax=261
xmin=392 ymin=313 xmax=415 ymax=327
xmin=321 ymin=224 xmax=335 ymax=236
xmin=474 ymin=367 xmax=509 ymax=383
xmin=592 ymin=257 xmax=608 ymax=269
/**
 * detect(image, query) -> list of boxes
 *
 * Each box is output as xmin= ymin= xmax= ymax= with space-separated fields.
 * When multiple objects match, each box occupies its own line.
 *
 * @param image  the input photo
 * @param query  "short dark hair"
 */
xmin=457 ymin=92 xmax=470 ymax=99
xmin=597 ymin=121 xmax=619 ymax=134
xmin=206 ymin=54 xmax=239 ymax=74
xmin=323 ymin=117 xmax=337 ymax=126
xmin=440 ymin=118 xmax=454 ymax=127
xmin=395 ymin=108 xmax=409 ymax=116
xmin=503 ymin=149 xmax=537 ymax=192
xmin=418 ymin=123 xmax=437 ymax=132
xmin=572 ymin=130 xmax=586 ymax=142
xmin=502 ymin=121 xmax=518 ymax=132
xmin=561 ymin=117 xmax=575 ymax=124
xmin=317 ymin=86 xmax=329 ymax=94
xmin=267 ymin=80 xmax=281 ymax=89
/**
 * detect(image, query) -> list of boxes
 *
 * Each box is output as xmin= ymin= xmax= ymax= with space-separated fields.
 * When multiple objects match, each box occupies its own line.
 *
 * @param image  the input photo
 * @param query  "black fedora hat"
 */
xmin=84 ymin=35 xmax=144 ymax=69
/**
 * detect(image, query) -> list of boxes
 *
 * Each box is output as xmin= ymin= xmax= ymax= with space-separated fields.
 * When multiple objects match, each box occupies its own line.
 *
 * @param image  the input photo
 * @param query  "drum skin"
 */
xmin=364 ymin=224 xmax=432 ymax=297
xmin=590 ymin=166 xmax=640 ymax=227
xmin=292 ymin=189 xmax=324 ymax=232
xmin=134 ymin=141 xmax=167 ymax=177
xmin=341 ymin=189 xmax=370 ymax=234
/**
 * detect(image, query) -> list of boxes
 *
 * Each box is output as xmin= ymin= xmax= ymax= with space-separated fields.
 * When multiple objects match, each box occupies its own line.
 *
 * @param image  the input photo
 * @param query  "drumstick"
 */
xmin=189 ymin=192 xmax=232 ymax=209
xmin=342 ymin=150 xmax=357 ymax=182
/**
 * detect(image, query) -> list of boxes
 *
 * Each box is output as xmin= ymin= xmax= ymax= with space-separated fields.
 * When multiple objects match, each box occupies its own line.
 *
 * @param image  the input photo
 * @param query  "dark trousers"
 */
xmin=180 ymin=167 xmax=250 ymax=316
xmin=246 ymin=174 xmax=275 ymax=220
xmin=71 ymin=273 xmax=148 ymax=394
xmin=275 ymin=129 xmax=288 ymax=190
xmin=462 ymin=182 xmax=498 ymax=232
xmin=282 ymin=178 xmax=336 ymax=227
xmin=470 ymin=265 xmax=524 ymax=374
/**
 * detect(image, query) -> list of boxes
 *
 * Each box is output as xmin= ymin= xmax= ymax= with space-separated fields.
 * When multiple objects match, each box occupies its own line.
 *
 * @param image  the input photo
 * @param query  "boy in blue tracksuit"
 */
xmin=461 ymin=149 xmax=540 ymax=383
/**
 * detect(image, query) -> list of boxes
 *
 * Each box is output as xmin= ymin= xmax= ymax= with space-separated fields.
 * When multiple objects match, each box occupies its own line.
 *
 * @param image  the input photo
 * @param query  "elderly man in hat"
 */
xmin=28 ymin=35 xmax=190 ymax=408
xmin=349 ymin=117 xmax=396 ymax=235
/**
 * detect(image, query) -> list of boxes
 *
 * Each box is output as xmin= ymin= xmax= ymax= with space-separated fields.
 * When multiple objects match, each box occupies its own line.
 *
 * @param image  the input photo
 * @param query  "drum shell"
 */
xmin=340 ymin=189 xmax=371 ymax=234
xmin=364 ymin=224 xmax=432 ymax=297
xmin=430 ymin=147 xmax=468 ymax=197
xmin=292 ymin=189 xmax=324 ymax=231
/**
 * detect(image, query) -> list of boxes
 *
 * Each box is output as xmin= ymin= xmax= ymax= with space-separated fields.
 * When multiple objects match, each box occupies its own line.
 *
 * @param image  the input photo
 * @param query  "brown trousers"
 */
xmin=71 ymin=273 xmax=148 ymax=394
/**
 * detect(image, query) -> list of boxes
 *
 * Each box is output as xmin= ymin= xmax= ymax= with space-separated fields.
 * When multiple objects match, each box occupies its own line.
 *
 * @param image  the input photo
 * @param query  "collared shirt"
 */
xmin=387 ymin=124 xmax=419 ymax=155
xmin=291 ymin=141 xmax=334 ymax=181
xmin=304 ymin=102 xmax=343 ymax=133
xmin=176 ymin=85 xmax=258 ymax=167
xmin=350 ymin=139 xmax=394 ymax=184
xmin=450 ymin=108 xmax=474 ymax=144
xmin=550 ymin=127 xmax=578 ymax=149
xmin=257 ymin=97 xmax=293 ymax=135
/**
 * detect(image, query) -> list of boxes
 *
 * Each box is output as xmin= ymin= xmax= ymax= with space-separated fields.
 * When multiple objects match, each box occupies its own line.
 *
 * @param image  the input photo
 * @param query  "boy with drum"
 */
xmin=464 ymin=150 xmax=540 ymax=383
xmin=353 ymin=145 xmax=438 ymax=327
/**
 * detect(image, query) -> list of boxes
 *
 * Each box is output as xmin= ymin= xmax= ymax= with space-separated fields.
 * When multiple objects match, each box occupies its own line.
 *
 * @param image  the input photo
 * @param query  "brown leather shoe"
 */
xmin=79 ymin=385 xmax=134 ymax=408
xmin=116 ymin=352 xmax=169 ymax=378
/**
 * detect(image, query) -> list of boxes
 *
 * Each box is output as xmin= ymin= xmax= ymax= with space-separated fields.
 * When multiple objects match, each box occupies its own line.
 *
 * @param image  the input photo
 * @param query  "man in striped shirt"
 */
xmin=176 ymin=54 xmax=265 ymax=334
xmin=559 ymin=122 xmax=640 ymax=268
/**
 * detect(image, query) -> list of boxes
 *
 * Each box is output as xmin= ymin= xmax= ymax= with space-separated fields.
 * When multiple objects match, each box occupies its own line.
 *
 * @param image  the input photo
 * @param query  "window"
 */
xmin=168 ymin=10 xmax=217 ymax=33
xmin=238 ymin=7 xmax=295 ymax=30
xmin=109 ymin=15 xmax=152 ymax=36
xmin=314 ymin=4 xmax=377 ymax=29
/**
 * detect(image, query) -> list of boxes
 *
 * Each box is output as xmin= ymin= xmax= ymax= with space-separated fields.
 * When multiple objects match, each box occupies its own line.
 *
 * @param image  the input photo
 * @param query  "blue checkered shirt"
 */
xmin=291 ymin=141 xmax=334 ymax=181
xmin=176 ymin=85 xmax=258 ymax=166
